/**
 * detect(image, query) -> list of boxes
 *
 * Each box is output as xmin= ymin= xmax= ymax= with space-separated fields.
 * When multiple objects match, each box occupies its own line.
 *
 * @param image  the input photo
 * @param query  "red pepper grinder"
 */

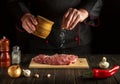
xmin=0 ymin=36 xmax=11 ymax=67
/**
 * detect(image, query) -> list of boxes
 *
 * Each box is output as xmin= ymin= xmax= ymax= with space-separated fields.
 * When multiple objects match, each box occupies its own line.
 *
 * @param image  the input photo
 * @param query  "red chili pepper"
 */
xmin=80 ymin=65 xmax=120 ymax=78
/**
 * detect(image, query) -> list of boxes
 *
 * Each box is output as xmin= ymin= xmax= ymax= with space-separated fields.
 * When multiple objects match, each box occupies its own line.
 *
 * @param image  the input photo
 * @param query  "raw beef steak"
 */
xmin=33 ymin=54 xmax=78 ymax=65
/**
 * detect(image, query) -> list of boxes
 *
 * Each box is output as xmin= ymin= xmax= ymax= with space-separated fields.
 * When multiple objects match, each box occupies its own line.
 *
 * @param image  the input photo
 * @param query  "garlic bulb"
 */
xmin=23 ymin=69 xmax=31 ymax=77
xmin=99 ymin=57 xmax=110 ymax=69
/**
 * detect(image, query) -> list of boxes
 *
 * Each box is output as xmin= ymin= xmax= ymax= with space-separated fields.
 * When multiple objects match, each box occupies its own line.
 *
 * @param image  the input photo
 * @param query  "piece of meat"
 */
xmin=33 ymin=54 xmax=78 ymax=65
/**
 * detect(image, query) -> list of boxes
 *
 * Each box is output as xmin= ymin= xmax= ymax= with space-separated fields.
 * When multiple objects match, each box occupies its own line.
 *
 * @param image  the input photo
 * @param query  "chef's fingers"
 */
xmin=61 ymin=8 xmax=72 ymax=29
xmin=64 ymin=8 xmax=74 ymax=29
xmin=22 ymin=19 xmax=36 ymax=33
xmin=61 ymin=17 xmax=65 ymax=29
xmin=69 ymin=15 xmax=80 ymax=30
xmin=64 ymin=8 xmax=72 ymax=18
xmin=29 ymin=15 xmax=38 ymax=26
xmin=68 ymin=11 xmax=81 ymax=30
xmin=26 ymin=19 xmax=36 ymax=33
xmin=22 ymin=20 xmax=33 ymax=33
xmin=65 ymin=9 xmax=75 ymax=29
xmin=21 ymin=14 xmax=37 ymax=33
xmin=63 ymin=8 xmax=80 ymax=30
xmin=67 ymin=9 xmax=79 ymax=29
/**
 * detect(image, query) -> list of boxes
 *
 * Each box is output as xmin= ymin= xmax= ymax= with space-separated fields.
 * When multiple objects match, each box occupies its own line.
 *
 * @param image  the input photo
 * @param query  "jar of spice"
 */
xmin=11 ymin=46 xmax=21 ymax=64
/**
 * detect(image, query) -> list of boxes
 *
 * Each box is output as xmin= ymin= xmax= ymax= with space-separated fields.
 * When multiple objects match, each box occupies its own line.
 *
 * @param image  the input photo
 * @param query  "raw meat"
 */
xmin=33 ymin=54 xmax=78 ymax=65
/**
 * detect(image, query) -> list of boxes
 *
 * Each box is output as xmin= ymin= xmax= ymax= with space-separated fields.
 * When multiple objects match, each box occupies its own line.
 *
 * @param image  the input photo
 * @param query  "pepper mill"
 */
xmin=0 ymin=36 xmax=11 ymax=67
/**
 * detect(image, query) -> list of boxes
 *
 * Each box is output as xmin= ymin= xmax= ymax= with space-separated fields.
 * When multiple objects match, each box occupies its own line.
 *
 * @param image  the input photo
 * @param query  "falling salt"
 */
xmin=59 ymin=29 xmax=66 ymax=48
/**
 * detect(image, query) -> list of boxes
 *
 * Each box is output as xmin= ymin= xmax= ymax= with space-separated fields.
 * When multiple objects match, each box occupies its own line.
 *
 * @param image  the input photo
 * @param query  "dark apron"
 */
xmin=17 ymin=0 xmax=91 ymax=54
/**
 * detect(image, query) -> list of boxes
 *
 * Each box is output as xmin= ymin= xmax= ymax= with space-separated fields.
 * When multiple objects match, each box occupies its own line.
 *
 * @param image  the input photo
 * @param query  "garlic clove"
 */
xmin=23 ymin=69 xmax=31 ymax=77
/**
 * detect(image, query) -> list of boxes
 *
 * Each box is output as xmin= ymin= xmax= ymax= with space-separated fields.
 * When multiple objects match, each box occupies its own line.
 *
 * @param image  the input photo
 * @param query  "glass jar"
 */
xmin=11 ymin=46 xmax=21 ymax=64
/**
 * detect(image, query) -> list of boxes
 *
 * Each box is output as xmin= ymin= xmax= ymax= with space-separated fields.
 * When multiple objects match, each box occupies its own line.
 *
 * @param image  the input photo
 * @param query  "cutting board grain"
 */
xmin=29 ymin=58 xmax=89 ymax=69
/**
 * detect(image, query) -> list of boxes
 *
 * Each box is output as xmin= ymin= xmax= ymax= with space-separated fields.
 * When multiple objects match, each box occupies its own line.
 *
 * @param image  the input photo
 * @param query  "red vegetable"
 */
xmin=80 ymin=65 xmax=120 ymax=78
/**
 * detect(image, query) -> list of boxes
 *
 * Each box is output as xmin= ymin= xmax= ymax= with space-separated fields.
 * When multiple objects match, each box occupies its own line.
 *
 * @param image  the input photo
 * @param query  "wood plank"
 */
xmin=29 ymin=58 xmax=89 ymax=69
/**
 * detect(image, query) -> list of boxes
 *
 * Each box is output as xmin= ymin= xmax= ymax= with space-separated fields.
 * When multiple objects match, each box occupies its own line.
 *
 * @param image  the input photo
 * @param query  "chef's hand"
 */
xmin=21 ymin=13 xmax=38 ymax=33
xmin=61 ymin=8 xmax=88 ymax=30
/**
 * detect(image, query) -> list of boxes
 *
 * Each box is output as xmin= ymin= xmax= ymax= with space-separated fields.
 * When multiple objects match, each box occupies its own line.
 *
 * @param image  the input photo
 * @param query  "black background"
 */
xmin=92 ymin=0 xmax=120 ymax=54
xmin=1 ymin=0 xmax=120 ymax=54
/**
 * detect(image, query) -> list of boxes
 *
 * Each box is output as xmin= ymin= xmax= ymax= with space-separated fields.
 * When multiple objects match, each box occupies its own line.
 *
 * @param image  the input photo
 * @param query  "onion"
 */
xmin=8 ymin=65 xmax=22 ymax=78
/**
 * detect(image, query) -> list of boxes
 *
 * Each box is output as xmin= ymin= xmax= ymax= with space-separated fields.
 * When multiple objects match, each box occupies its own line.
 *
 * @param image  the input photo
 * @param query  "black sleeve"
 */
xmin=7 ymin=0 xmax=30 ymax=32
xmin=80 ymin=0 xmax=103 ymax=19
xmin=80 ymin=0 xmax=103 ymax=27
xmin=7 ymin=0 xmax=30 ymax=30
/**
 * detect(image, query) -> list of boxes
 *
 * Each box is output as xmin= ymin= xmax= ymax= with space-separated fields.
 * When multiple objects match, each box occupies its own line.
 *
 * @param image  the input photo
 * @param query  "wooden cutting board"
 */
xmin=29 ymin=58 xmax=89 ymax=69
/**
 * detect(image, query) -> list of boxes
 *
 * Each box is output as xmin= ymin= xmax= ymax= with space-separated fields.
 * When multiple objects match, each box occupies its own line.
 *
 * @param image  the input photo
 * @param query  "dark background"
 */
xmin=92 ymin=0 xmax=120 ymax=54
xmin=1 ymin=0 xmax=120 ymax=54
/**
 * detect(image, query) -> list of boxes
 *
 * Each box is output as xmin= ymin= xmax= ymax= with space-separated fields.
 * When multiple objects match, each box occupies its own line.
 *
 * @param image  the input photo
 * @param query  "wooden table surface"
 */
xmin=0 ymin=54 xmax=120 ymax=84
